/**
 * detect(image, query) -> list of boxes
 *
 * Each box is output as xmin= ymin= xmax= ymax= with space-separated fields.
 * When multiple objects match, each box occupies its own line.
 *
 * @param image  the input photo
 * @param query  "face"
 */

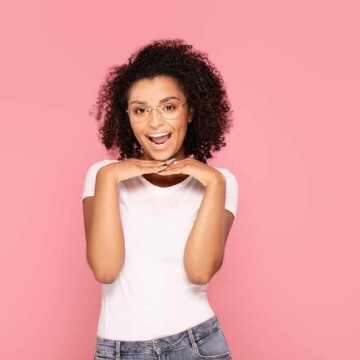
xmin=127 ymin=75 xmax=193 ymax=162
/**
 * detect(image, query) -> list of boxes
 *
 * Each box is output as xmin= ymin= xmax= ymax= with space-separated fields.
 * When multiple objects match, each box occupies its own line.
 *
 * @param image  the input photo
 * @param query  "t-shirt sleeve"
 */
xmin=219 ymin=168 xmax=239 ymax=218
xmin=81 ymin=160 xmax=112 ymax=202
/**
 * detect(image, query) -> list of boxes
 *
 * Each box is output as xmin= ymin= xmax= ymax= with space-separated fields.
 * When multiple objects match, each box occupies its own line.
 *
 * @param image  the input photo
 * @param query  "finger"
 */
xmin=139 ymin=165 xmax=167 ymax=173
xmin=157 ymin=167 xmax=167 ymax=173
xmin=146 ymin=161 xmax=171 ymax=168
xmin=166 ymin=156 xmax=178 ymax=165
xmin=136 ymin=158 xmax=170 ymax=166
xmin=157 ymin=163 xmax=181 ymax=175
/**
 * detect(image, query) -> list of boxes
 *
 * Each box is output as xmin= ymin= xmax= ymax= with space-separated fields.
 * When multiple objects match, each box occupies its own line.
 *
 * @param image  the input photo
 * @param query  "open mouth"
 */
xmin=147 ymin=132 xmax=172 ymax=147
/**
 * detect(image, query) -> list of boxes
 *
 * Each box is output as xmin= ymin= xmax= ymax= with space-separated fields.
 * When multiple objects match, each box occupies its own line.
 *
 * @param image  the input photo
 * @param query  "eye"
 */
xmin=134 ymin=107 xmax=148 ymax=114
xmin=162 ymin=102 xmax=178 ymax=112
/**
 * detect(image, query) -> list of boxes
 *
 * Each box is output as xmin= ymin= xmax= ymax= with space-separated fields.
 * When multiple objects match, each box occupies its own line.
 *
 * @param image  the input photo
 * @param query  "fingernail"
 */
xmin=162 ymin=163 xmax=168 ymax=166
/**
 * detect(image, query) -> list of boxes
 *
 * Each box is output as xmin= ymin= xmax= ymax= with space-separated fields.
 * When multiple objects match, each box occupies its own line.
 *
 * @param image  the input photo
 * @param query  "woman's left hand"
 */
xmin=158 ymin=155 xmax=224 ymax=187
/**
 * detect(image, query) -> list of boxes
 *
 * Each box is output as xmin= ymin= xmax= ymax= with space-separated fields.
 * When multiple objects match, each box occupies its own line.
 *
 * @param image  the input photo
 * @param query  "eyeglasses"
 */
xmin=126 ymin=99 xmax=188 ymax=123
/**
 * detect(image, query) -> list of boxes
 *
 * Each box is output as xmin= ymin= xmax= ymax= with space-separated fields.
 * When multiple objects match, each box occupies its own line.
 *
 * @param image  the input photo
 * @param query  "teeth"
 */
xmin=148 ymin=132 xmax=171 ymax=138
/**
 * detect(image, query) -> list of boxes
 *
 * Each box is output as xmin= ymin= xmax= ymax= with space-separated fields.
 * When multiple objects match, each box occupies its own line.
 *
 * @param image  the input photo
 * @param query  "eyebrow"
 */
xmin=128 ymin=96 xmax=181 ymax=106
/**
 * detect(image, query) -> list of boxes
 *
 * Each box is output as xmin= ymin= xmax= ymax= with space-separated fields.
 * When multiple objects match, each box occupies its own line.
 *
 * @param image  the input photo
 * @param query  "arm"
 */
xmin=82 ymin=168 xmax=125 ymax=284
xmin=183 ymin=175 xmax=235 ymax=285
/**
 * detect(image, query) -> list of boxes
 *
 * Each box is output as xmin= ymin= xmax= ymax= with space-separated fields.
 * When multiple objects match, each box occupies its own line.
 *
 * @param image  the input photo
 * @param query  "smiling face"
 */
xmin=127 ymin=75 xmax=193 ymax=162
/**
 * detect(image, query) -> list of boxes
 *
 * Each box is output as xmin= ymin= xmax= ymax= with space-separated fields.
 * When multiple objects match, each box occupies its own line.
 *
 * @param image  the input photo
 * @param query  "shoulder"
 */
xmin=81 ymin=159 xmax=120 ymax=202
xmin=213 ymin=166 xmax=238 ymax=194
xmin=213 ymin=167 xmax=237 ymax=181
xmin=85 ymin=159 xmax=120 ymax=173
xmin=213 ymin=166 xmax=239 ymax=218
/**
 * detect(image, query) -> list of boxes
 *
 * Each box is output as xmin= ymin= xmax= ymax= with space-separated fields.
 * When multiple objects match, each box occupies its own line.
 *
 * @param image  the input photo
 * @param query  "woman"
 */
xmin=82 ymin=38 xmax=238 ymax=360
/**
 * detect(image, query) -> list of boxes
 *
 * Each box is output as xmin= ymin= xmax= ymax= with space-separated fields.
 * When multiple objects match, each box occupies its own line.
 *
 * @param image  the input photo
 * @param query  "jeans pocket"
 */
xmin=192 ymin=328 xmax=231 ymax=359
xmin=94 ymin=349 xmax=114 ymax=360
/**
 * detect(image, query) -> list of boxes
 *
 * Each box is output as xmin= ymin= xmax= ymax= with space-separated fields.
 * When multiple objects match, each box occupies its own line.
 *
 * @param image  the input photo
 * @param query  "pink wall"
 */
xmin=1 ymin=1 xmax=359 ymax=359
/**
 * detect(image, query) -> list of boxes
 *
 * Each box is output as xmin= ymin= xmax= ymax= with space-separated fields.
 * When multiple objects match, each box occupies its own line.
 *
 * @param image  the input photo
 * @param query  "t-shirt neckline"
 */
xmin=139 ymin=174 xmax=193 ymax=191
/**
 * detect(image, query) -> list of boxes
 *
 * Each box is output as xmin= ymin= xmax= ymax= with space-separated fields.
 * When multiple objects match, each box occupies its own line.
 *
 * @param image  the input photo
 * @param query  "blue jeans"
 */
xmin=94 ymin=314 xmax=232 ymax=359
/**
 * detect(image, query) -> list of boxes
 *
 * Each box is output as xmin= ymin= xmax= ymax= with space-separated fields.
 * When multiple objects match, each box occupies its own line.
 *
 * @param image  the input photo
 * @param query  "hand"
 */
xmin=99 ymin=158 xmax=174 ymax=183
xmin=158 ymin=155 xmax=225 ymax=187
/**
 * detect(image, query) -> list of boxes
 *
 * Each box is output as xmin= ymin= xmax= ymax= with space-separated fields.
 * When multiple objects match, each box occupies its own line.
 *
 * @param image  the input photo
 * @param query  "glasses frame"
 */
xmin=126 ymin=100 xmax=188 ymax=122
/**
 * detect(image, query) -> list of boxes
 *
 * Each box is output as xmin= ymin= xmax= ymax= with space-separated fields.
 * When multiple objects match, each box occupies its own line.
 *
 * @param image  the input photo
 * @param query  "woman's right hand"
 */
xmin=99 ymin=158 xmax=173 ymax=183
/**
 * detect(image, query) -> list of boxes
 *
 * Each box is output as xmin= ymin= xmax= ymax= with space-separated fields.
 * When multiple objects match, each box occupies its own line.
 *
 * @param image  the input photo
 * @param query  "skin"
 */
xmin=83 ymin=75 xmax=235 ymax=284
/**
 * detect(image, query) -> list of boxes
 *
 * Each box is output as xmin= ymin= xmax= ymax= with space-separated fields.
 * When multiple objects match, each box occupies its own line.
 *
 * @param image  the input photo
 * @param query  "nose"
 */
xmin=147 ymin=108 xmax=164 ymax=127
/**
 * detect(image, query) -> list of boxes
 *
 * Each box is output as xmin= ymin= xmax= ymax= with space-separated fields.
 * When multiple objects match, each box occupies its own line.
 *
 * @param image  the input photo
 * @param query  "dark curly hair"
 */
xmin=89 ymin=38 xmax=234 ymax=164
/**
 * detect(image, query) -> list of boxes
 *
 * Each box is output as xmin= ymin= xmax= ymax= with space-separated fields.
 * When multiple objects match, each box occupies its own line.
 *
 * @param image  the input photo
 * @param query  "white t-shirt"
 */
xmin=81 ymin=159 xmax=238 ymax=341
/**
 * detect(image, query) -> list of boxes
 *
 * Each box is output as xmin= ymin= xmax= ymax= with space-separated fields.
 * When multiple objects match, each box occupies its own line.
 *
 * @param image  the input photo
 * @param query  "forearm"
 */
xmin=183 ymin=175 xmax=226 ymax=285
xmin=87 ymin=168 xmax=125 ymax=283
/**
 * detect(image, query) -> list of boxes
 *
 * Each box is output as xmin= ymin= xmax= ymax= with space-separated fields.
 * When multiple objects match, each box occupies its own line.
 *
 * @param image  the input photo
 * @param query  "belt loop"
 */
xmin=152 ymin=339 xmax=160 ymax=355
xmin=115 ymin=340 xmax=121 ymax=360
xmin=187 ymin=328 xmax=196 ymax=348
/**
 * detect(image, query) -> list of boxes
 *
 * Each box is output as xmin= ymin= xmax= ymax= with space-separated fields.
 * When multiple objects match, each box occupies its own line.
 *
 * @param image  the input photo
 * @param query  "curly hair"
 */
xmin=89 ymin=38 xmax=234 ymax=164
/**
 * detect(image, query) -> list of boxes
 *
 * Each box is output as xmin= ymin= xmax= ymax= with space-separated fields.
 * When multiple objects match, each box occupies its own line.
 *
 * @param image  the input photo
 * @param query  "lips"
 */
xmin=146 ymin=131 xmax=171 ymax=138
xmin=146 ymin=132 xmax=172 ymax=149
xmin=148 ymin=133 xmax=171 ymax=144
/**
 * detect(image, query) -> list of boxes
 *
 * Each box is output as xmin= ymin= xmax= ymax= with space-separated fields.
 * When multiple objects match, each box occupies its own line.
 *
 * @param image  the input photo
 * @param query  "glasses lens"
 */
xmin=159 ymin=99 xmax=182 ymax=119
xmin=128 ymin=105 xmax=149 ymax=122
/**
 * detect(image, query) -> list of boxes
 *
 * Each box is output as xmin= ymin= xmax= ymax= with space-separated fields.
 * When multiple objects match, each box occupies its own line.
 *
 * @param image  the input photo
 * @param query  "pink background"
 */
xmin=1 ymin=1 xmax=359 ymax=359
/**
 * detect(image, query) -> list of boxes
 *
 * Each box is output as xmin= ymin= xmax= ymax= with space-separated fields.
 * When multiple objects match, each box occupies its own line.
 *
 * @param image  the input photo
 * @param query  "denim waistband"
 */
xmin=96 ymin=314 xmax=221 ymax=356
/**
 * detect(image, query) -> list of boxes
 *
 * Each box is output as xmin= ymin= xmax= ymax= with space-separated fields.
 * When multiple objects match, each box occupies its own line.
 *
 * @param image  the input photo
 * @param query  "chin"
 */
xmin=143 ymin=152 xmax=172 ymax=162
